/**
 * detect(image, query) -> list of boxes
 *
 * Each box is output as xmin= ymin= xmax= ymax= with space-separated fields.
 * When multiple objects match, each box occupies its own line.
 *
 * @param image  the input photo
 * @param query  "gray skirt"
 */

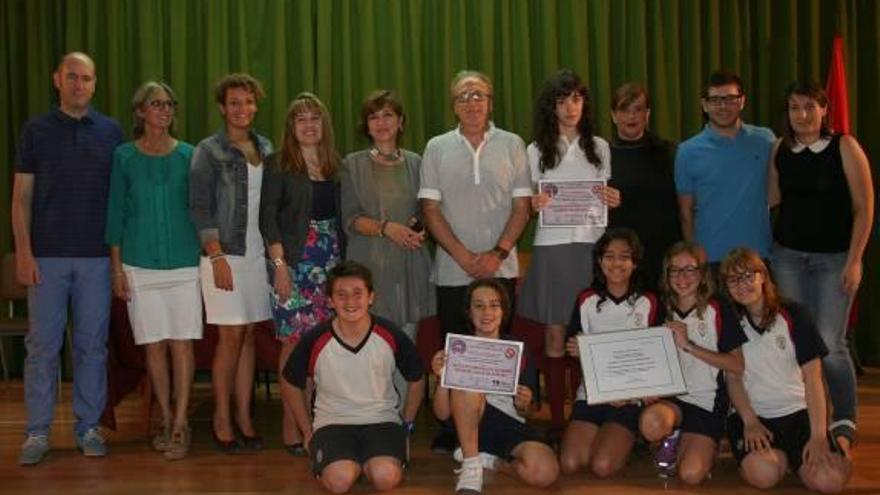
xmin=518 ymin=243 xmax=594 ymax=326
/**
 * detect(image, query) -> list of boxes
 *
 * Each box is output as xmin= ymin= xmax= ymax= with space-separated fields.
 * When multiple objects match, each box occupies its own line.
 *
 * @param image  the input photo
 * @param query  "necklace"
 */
xmin=370 ymin=146 xmax=401 ymax=162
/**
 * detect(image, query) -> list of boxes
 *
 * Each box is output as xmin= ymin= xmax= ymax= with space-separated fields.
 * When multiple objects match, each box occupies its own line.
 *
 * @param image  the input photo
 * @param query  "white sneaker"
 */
xmin=452 ymin=447 xmax=501 ymax=470
xmin=454 ymin=457 xmax=484 ymax=495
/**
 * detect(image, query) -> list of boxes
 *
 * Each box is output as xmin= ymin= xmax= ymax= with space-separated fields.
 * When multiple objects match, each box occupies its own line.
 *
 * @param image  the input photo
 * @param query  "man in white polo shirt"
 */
xmin=419 ymin=70 xmax=532 ymax=452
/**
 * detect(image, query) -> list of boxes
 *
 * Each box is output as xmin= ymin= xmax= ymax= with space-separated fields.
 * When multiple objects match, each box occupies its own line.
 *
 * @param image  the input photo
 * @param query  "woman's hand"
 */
xmin=112 ymin=272 xmax=131 ymax=301
xmin=274 ymin=264 xmax=292 ymax=301
xmin=211 ymin=257 xmax=234 ymax=291
xmin=743 ymin=418 xmax=773 ymax=453
xmin=565 ymin=336 xmax=580 ymax=357
xmin=600 ymin=185 xmax=622 ymax=209
xmin=841 ymin=259 xmax=862 ymax=295
xmin=530 ymin=192 xmax=551 ymax=211
xmin=431 ymin=350 xmax=447 ymax=377
xmin=514 ymin=385 xmax=533 ymax=412
xmin=665 ymin=320 xmax=690 ymax=350
xmin=383 ymin=221 xmax=425 ymax=250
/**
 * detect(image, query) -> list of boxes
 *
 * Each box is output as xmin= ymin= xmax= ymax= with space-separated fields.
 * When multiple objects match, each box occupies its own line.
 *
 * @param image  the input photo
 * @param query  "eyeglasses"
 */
xmin=704 ymin=94 xmax=743 ymax=107
xmin=725 ymin=271 xmax=757 ymax=287
xmin=668 ymin=266 xmax=700 ymax=278
xmin=148 ymin=99 xmax=176 ymax=109
xmin=454 ymin=90 xmax=491 ymax=104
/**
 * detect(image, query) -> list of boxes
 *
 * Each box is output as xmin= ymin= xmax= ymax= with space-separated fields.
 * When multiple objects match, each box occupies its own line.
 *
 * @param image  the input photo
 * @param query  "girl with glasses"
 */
xmin=637 ymin=242 xmax=745 ymax=483
xmin=721 ymin=247 xmax=851 ymax=493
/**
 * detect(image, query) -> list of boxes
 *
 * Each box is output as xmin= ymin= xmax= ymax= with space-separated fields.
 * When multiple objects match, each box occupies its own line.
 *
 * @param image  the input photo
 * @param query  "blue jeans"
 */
xmin=771 ymin=244 xmax=856 ymax=427
xmin=24 ymin=257 xmax=111 ymax=436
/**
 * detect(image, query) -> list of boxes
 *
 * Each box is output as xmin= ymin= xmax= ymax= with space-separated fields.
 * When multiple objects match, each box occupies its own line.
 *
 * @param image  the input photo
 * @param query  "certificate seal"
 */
xmin=450 ymin=338 xmax=467 ymax=354
xmin=504 ymin=347 xmax=516 ymax=359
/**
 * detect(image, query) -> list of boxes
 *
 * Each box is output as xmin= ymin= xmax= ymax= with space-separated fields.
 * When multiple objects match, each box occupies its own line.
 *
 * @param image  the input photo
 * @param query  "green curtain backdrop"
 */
xmin=1 ymin=0 xmax=878 ymax=362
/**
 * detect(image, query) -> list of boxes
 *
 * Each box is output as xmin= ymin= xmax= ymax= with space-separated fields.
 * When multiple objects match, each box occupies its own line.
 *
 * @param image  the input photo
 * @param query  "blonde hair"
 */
xmin=720 ymin=248 xmax=781 ymax=328
xmin=659 ymin=242 xmax=713 ymax=318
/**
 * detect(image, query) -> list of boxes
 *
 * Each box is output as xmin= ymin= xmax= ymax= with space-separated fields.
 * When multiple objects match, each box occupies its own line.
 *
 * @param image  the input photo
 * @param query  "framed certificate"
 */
xmin=538 ymin=179 xmax=607 ymax=228
xmin=576 ymin=327 xmax=686 ymax=404
xmin=440 ymin=333 xmax=524 ymax=395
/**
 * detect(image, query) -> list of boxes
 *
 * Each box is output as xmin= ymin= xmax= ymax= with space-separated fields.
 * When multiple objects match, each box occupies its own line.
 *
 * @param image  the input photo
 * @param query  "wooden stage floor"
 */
xmin=2 ymin=370 xmax=880 ymax=495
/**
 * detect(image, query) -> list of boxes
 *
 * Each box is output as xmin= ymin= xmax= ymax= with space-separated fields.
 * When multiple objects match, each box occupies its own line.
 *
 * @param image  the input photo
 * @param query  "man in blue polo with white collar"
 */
xmin=11 ymin=51 xmax=123 ymax=465
xmin=675 ymin=70 xmax=775 ymax=272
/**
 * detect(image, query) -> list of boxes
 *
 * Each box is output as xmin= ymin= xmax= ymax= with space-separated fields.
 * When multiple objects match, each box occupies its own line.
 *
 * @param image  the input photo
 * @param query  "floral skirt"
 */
xmin=270 ymin=219 xmax=341 ymax=344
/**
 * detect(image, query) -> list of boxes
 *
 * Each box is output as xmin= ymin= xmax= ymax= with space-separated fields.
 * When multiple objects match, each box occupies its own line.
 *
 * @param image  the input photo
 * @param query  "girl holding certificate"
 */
xmin=561 ymin=228 xmax=661 ymax=478
xmin=638 ymin=242 xmax=746 ymax=483
xmin=431 ymin=279 xmax=559 ymax=495
xmin=722 ymin=248 xmax=851 ymax=493
xmin=518 ymin=69 xmax=620 ymax=440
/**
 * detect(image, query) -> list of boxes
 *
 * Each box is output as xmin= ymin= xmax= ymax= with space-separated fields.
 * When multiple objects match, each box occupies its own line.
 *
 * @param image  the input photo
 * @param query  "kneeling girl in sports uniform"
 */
xmin=431 ymin=278 xmax=559 ymax=495
xmin=283 ymin=261 xmax=426 ymax=494
xmin=638 ymin=241 xmax=746 ymax=483
xmin=560 ymin=227 xmax=661 ymax=478
xmin=722 ymin=248 xmax=851 ymax=493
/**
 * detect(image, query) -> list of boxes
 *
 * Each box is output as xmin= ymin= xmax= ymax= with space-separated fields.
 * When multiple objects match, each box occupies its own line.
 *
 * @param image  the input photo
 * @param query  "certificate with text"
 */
xmin=538 ymin=179 xmax=607 ymax=228
xmin=441 ymin=334 xmax=523 ymax=396
xmin=576 ymin=327 xmax=686 ymax=404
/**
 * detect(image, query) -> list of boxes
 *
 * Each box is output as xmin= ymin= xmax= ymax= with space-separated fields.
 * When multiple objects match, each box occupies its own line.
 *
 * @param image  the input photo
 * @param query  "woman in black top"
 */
xmin=608 ymin=83 xmax=681 ymax=289
xmin=260 ymin=92 xmax=344 ymax=455
xmin=768 ymin=81 xmax=874 ymax=457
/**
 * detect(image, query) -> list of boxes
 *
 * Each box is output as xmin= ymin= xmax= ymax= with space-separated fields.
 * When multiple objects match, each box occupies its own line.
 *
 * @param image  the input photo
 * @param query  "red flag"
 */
xmin=825 ymin=35 xmax=851 ymax=135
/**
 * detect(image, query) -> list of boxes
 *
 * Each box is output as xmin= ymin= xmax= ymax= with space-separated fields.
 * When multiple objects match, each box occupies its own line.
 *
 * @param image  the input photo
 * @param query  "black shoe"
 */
xmin=431 ymin=429 xmax=457 ymax=454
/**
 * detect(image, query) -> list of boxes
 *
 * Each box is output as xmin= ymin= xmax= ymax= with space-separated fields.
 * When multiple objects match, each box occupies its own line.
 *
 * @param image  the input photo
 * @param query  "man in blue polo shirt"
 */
xmin=675 ymin=70 xmax=775 ymax=269
xmin=11 ymin=52 xmax=123 ymax=465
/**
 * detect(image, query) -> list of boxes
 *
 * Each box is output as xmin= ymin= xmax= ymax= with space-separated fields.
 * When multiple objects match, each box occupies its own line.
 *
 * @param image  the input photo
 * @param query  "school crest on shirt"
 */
xmin=634 ymin=313 xmax=644 ymax=327
xmin=776 ymin=335 xmax=787 ymax=351
xmin=697 ymin=321 xmax=707 ymax=338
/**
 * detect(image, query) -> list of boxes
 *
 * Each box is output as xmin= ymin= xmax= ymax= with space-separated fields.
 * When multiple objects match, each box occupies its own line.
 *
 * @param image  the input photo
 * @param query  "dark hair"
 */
xmin=611 ymin=82 xmax=651 ymax=111
xmin=214 ymin=73 xmax=265 ymax=105
xmin=591 ymin=228 xmax=645 ymax=310
xmin=781 ymin=81 xmax=833 ymax=149
xmin=359 ymin=89 xmax=405 ymax=144
xmin=463 ymin=279 xmax=511 ymax=335
xmin=659 ymin=241 xmax=714 ymax=319
xmin=719 ymin=247 xmax=781 ymax=328
xmin=532 ymin=69 xmax=601 ymax=173
xmin=276 ymin=92 xmax=340 ymax=179
xmin=701 ymin=70 xmax=744 ymax=98
xmin=327 ymin=261 xmax=374 ymax=294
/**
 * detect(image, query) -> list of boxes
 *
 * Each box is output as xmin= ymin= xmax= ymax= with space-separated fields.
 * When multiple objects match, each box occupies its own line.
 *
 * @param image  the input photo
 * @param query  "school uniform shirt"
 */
xmin=671 ymin=298 xmax=746 ymax=412
xmin=568 ymin=289 xmax=661 ymax=401
xmin=738 ymin=302 xmax=828 ymax=418
xmin=283 ymin=316 xmax=425 ymax=431
xmin=483 ymin=337 xmax=538 ymax=423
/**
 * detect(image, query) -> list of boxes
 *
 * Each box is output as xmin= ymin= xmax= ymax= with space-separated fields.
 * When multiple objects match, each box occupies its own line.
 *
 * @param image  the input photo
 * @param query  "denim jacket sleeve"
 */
xmin=189 ymin=138 xmax=220 ymax=247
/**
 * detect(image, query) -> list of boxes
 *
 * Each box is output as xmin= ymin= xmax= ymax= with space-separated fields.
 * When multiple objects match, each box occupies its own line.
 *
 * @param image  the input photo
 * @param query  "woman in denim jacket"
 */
xmin=190 ymin=73 xmax=273 ymax=453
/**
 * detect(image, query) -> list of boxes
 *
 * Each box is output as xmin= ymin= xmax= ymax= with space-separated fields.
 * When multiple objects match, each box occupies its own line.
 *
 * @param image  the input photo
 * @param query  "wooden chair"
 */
xmin=0 ymin=253 xmax=29 ymax=380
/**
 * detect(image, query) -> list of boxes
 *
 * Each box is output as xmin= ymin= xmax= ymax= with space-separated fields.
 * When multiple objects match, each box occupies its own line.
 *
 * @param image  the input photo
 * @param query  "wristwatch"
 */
xmin=272 ymin=257 xmax=285 ymax=268
xmin=403 ymin=421 xmax=416 ymax=435
xmin=492 ymin=245 xmax=510 ymax=260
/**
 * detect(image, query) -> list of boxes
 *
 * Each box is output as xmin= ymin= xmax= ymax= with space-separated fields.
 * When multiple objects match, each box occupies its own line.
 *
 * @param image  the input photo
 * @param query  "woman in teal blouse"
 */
xmin=105 ymin=81 xmax=202 ymax=461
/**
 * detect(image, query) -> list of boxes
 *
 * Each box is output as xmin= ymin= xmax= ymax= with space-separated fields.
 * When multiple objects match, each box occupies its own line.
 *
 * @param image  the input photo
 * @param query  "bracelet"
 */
xmin=378 ymin=219 xmax=389 ymax=238
xmin=209 ymin=253 xmax=225 ymax=262
xmin=271 ymin=257 xmax=285 ymax=268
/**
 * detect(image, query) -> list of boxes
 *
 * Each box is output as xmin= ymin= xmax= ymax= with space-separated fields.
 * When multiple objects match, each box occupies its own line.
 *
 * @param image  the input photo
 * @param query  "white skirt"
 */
xmin=123 ymin=265 xmax=203 ymax=345
xmin=200 ymin=255 xmax=272 ymax=325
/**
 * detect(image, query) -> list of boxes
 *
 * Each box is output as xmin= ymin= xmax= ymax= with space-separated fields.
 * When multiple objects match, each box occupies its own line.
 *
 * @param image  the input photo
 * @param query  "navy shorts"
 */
xmin=309 ymin=422 xmax=407 ymax=476
xmin=727 ymin=409 xmax=842 ymax=472
xmin=668 ymin=397 xmax=726 ymax=442
xmin=571 ymin=400 xmax=642 ymax=434
xmin=471 ymin=404 xmax=543 ymax=460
